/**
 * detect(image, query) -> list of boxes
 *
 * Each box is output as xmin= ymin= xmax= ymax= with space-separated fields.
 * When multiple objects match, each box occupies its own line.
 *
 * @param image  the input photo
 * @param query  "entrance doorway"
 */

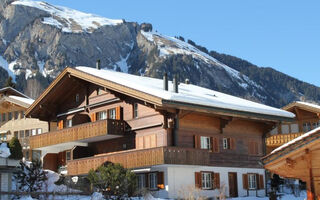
xmin=228 ymin=172 xmax=238 ymax=197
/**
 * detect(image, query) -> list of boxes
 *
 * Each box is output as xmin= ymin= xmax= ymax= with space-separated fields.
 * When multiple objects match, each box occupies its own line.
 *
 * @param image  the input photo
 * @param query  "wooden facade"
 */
xmin=266 ymin=101 xmax=320 ymax=153
xmin=25 ymin=67 xmax=295 ymax=198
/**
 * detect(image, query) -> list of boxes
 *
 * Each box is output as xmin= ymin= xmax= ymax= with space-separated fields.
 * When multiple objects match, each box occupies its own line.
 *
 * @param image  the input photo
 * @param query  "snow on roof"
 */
xmin=0 ymin=143 xmax=11 ymax=158
xmin=76 ymin=66 xmax=295 ymax=119
xmin=9 ymin=95 xmax=34 ymax=105
xmin=295 ymin=101 xmax=320 ymax=110
xmin=12 ymin=0 xmax=123 ymax=33
xmin=0 ymin=87 xmax=30 ymax=98
xmin=271 ymin=127 xmax=320 ymax=155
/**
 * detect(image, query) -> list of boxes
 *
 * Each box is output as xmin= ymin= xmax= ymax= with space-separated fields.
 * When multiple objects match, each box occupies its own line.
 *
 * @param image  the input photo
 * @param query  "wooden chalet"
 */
xmin=0 ymin=87 xmax=48 ymax=160
xmin=26 ymin=65 xmax=295 ymax=199
xmin=263 ymin=127 xmax=320 ymax=200
xmin=266 ymin=101 xmax=320 ymax=154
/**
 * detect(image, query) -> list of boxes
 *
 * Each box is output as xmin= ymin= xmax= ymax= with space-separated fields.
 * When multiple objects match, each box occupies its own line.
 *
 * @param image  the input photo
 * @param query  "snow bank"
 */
xmin=0 ymin=143 xmax=11 ymax=158
xmin=12 ymin=0 xmax=123 ymax=33
xmin=77 ymin=66 xmax=295 ymax=119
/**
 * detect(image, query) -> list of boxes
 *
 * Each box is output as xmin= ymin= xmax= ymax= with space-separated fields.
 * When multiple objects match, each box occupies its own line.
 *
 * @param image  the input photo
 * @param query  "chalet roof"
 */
xmin=262 ymin=127 xmax=320 ymax=165
xmin=26 ymin=67 xmax=295 ymax=121
xmin=0 ymin=87 xmax=30 ymax=98
xmin=0 ymin=95 xmax=34 ymax=108
xmin=282 ymin=101 xmax=320 ymax=113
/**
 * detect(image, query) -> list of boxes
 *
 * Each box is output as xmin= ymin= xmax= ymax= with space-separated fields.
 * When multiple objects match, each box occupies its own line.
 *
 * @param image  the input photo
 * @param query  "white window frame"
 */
xmin=97 ymin=111 xmax=107 ymax=120
xmin=248 ymin=174 xmax=257 ymax=189
xmin=148 ymin=172 xmax=157 ymax=190
xmin=133 ymin=103 xmax=138 ymax=118
xmin=66 ymin=119 xmax=72 ymax=128
xmin=200 ymin=136 xmax=211 ymax=150
xmin=137 ymin=174 xmax=146 ymax=190
xmin=31 ymin=129 xmax=37 ymax=136
xmin=108 ymin=108 xmax=116 ymax=120
xmin=201 ymin=172 xmax=212 ymax=189
xmin=223 ymin=138 xmax=230 ymax=149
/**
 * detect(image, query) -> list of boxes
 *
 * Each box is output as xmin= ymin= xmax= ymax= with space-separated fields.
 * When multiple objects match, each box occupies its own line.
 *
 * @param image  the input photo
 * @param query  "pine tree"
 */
xmin=14 ymin=160 xmax=48 ymax=193
xmin=4 ymin=76 xmax=16 ymax=88
xmin=8 ymin=136 xmax=23 ymax=160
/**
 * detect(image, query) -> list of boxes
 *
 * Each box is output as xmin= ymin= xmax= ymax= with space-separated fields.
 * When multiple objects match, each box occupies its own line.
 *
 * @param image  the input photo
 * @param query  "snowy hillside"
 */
xmin=12 ymin=0 xmax=123 ymax=33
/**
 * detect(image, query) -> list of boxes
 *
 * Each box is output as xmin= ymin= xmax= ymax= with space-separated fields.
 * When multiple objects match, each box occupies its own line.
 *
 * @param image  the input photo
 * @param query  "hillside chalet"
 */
xmin=25 ymin=65 xmax=295 ymax=199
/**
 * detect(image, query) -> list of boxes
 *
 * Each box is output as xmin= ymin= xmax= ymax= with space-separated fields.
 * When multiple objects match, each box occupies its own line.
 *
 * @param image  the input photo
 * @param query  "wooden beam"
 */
xmin=220 ymin=117 xmax=232 ymax=134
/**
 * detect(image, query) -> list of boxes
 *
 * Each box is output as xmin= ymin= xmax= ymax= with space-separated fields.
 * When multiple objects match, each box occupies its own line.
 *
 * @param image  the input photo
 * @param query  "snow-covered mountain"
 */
xmin=0 ymin=0 xmax=318 ymax=107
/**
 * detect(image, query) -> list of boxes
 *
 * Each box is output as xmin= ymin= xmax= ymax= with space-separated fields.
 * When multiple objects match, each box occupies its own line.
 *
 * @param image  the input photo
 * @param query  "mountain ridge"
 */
xmin=0 ymin=0 xmax=319 ymax=108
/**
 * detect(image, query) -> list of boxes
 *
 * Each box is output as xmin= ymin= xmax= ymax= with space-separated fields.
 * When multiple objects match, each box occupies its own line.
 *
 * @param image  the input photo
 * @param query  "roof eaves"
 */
xmin=162 ymin=99 xmax=294 ymax=122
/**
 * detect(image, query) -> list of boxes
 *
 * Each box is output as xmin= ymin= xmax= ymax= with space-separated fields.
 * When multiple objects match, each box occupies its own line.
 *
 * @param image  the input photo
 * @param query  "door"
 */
xmin=228 ymin=172 xmax=238 ymax=197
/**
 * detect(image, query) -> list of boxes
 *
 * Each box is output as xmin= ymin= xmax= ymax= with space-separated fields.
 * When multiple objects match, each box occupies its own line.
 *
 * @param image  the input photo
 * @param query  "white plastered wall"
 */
xmin=149 ymin=165 xmax=266 ymax=199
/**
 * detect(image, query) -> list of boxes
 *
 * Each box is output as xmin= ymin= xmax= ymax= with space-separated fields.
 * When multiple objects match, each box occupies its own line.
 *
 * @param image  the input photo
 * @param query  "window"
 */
xmin=20 ymin=111 xmax=25 ymax=119
xmin=8 ymin=112 xmax=12 ymax=120
xmin=133 ymin=103 xmax=138 ymax=118
xmin=148 ymin=172 xmax=157 ymax=190
xmin=97 ymin=111 xmax=107 ymax=120
xmin=14 ymin=131 xmax=18 ymax=138
xmin=223 ymin=138 xmax=230 ymax=149
xmin=108 ymin=108 xmax=116 ymax=119
xmin=200 ymin=136 xmax=211 ymax=150
xmin=19 ymin=130 xmax=24 ymax=138
xmin=2 ymin=113 xmax=5 ymax=122
xmin=201 ymin=172 xmax=213 ymax=189
xmin=37 ymin=128 xmax=42 ymax=134
xmin=66 ymin=150 xmax=71 ymax=161
xmin=25 ymin=130 xmax=30 ymax=137
xmin=303 ymin=122 xmax=311 ymax=132
xmin=14 ymin=111 xmax=19 ymax=120
xmin=32 ymin=129 xmax=37 ymax=136
xmin=75 ymin=93 xmax=79 ymax=103
xmin=137 ymin=174 xmax=146 ymax=190
xmin=0 ymin=114 xmax=2 ymax=122
xmin=248 ymin=174 xmax=257 ymax=189
xmin=66 ymin=119 xmax=72 ymax=128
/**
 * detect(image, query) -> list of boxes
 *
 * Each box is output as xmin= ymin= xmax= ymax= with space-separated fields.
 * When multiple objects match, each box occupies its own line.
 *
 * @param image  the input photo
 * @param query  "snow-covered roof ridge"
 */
xmin=295 ymin=101 xmax=320 ymax=110
xmin=8 ymin=95 xmax=34 ymax=105
xmin=12 ymin=0 xmax=123 ymax=33
xmin=76 ymin=66 xmax=295 ymax=119
xmin=270 ymin=126 xmax=320 ymax=155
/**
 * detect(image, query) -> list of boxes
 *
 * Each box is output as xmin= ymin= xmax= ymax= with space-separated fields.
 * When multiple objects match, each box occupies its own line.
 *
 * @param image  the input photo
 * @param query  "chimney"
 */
xmin=185 ymin=78 xmax=190 ymax=84
xmin=173 ymin=75 xmax=178 ymax=93
xmin=163 ymin=72 xmax=168 ymax=91
xmin=96 ymin=59 xmax=101 ymax=70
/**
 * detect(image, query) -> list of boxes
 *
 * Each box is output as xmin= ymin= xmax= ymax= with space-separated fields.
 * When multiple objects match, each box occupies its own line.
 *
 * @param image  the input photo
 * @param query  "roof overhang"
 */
xmin=0 ymin=87 xmax=30 ymax=98
xmin=282 ymin=101 xmax=320 ymax=114
xmin=0 ymin=96 xmax=30 ymax=109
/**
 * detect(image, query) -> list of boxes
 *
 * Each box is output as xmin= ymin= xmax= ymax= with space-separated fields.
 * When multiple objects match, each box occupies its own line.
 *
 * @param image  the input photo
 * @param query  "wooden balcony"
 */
xmin=266 ymin=132 xmax=304 ymax=147
xmin=30 ymin=119 xmax=126 ymax=149
xmin=67 ymin=146 xmax=210 ymax=175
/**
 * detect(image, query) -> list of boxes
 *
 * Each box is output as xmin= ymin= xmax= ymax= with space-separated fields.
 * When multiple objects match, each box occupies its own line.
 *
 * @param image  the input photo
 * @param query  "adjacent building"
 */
xmin=0 ymin=87 xmax=48 ymax=160
xmin=266 ymin=101 xmax=320 ymax=154
xmin=263 ymin=127 xmax=320 ymax=200
xmin=25 ymin=66 xmax=295 ymax=199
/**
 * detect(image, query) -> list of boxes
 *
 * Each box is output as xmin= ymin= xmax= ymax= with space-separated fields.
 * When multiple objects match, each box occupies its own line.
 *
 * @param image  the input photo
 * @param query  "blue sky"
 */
xmin=45 ymin=0 xmax=320 ymax=86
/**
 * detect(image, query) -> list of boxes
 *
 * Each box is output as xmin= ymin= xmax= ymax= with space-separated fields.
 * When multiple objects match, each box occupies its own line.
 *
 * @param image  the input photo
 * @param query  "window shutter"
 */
xmin=212 ymin=137 xmax=219 ymax=153
xmin=214 ymin=173 xmax=220 ymax=189
xmin=259 ymin=174 xmax=264 ymax=189
xmin=116 ymin=106 xmax=121 ymax=120
xmin=90 ymin=113 xmax=96 ymax=122
xmin=194 ymin=135 xmax=200 ymax=149
xmin=243 ymin=174 xmax=248 ymax=189
xmin=195 ymin=172 xmax=201 ymax=188
xmin=58 ymin=120 xmax=64 ymax=130
xmin=231 ymin=138 xmax=236 ymax=150
xmin=256 ymin=174 xmax=260 ymax=189
xmin=157 ymin=171 xmax=165 ymax=189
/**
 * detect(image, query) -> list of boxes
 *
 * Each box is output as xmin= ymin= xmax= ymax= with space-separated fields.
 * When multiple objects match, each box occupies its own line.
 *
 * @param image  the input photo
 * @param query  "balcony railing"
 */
xmin=67 ymin=147 xmax=210 ymax=175
xmin=266 ymin=132 xmax=304 ymax=147
xmin=30 ymin=119 xmax=126 ymax=149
